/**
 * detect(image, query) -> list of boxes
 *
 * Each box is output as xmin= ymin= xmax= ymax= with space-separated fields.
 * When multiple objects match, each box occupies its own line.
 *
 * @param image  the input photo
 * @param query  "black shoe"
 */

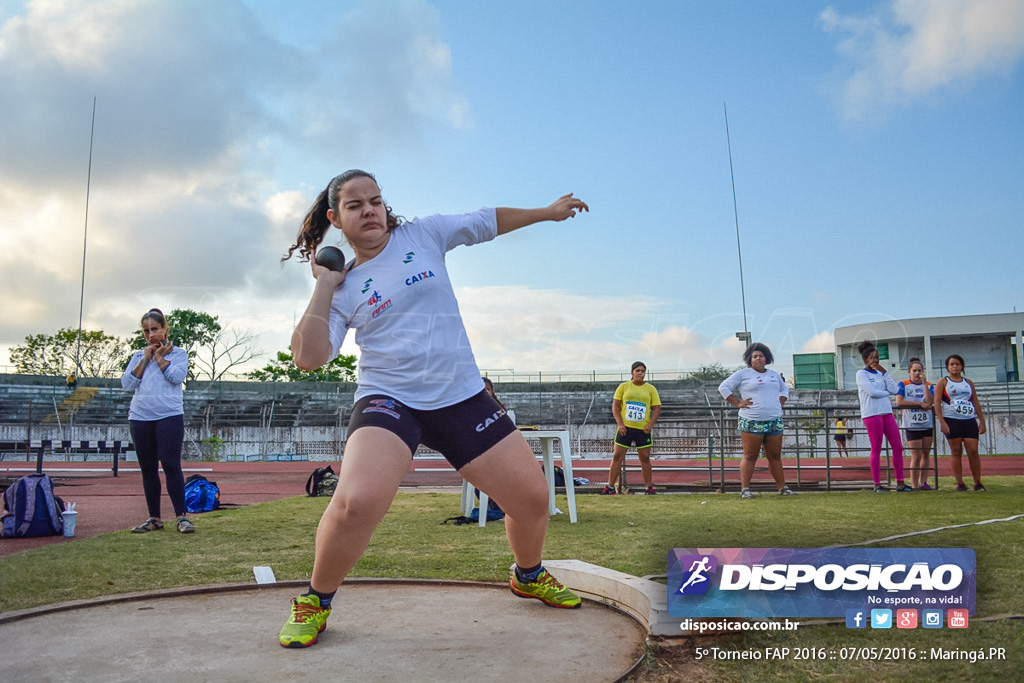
xmin=131 ymin=518 xmax=164 ymax=533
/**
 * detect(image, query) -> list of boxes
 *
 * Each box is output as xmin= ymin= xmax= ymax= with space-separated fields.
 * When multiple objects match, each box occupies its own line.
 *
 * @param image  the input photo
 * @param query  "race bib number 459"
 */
xmin=953 ymin=400 xmax=976 ymax=417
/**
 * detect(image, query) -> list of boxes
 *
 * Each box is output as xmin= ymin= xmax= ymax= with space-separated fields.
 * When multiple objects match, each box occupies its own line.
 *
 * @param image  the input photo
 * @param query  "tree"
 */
xmin=10 ymin=328 xmax=131 ymax=378
xmin=191 ymin=326 xmax=263 ymax=382
xmin=248 ymin=348 xmax=357 ymax=382
xmin=689 ymin=362 xmax=735 ymax=382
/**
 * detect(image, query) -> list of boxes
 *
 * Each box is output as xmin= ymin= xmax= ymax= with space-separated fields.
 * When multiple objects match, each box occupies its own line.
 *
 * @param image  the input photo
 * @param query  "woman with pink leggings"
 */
xmin=855 ymin=340 xmax=911 ymax=493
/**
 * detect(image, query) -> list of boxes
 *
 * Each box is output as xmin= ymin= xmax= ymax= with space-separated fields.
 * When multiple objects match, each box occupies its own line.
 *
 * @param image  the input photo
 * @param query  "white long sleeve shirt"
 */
xmin=121 ymin=346 xmax=188 ymax=421
xmin=856 ymin=368 xmax=897 ymax=419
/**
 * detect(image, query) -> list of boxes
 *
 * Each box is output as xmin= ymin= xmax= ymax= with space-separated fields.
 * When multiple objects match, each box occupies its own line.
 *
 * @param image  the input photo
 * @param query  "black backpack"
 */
xmin=542 ymin=463 xmax=566 ymax=487
xmin=305 ymin=466 xmax=339 ymax=497
xmin=2 ymin=473 xmax=65 ymax=538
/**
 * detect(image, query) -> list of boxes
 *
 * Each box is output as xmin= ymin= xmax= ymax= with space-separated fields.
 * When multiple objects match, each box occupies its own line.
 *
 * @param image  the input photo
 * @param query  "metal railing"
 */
xmin=3 ymin=377 xmax=1021 ymax=468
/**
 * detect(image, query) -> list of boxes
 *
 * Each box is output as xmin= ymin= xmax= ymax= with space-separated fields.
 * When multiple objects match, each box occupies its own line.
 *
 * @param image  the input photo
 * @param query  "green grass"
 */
xmin=2 ymin=476 xmax=1022 ymax=681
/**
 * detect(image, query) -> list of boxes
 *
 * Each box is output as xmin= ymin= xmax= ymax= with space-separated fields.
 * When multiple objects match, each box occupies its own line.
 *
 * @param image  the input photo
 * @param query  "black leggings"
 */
xmin=130 ymin=415 xmax=186 ymax=518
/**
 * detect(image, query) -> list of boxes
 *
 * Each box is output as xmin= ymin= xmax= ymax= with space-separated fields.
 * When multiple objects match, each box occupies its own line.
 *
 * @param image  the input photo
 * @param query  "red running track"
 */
xmin=2 ymin=455 xmax=1021 ymax=556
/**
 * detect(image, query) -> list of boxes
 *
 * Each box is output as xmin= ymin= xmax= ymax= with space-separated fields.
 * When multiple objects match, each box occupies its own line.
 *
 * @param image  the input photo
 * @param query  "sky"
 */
xmin=1 ymin=0 xmax=1022 ymax=380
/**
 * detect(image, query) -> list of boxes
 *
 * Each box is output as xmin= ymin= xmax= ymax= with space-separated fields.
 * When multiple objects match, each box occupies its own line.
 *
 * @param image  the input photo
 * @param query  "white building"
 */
xmin=833 ymin=313 xmax=1024 ymax=389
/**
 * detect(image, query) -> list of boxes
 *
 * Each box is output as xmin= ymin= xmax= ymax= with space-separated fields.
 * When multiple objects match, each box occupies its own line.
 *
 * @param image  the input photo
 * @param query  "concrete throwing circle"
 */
xmin=0 ymin=582 xmax=645 ymax=682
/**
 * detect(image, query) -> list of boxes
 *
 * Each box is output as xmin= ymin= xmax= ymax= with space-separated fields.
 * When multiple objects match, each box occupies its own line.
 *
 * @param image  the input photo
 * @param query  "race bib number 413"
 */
xmin=625 ymin=401 xmax=647 ymax=422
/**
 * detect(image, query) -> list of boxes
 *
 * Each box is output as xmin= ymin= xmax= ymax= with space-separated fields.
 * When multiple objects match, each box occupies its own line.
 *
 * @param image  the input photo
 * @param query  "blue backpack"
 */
xmin=2 ymin=473 xmax=65 ymax=538
xmin=183 ymin=474 xmax=221 ymax=513
xmin=470 ymin=489 xmax=505 ymax=522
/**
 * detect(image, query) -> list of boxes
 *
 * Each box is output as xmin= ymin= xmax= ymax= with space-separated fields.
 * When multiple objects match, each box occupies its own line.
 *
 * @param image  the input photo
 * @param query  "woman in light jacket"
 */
xmin=855 ymin=340 xmax=910 ymax=493
xmin=121 ymin=308 xmax=194 ymax=533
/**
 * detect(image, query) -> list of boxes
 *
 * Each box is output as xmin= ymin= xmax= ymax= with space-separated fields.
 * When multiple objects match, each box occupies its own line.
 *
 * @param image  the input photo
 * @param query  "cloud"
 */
xmin=457 ymin=287 xmax=750 ymax=375
xmin=457 ymin=286 xmax=663 ymax=371
xmin=0 ymin=0 xmax=292 ymax=190
xmin=800 ymin=330 xmax=835 ymax=353
xmin=820 ymin=0 xmax=1024 ymax=119
xmin=0 ymin=0 xmax=468 ymax=365
xmin=292 ymin=0 xmax=471 ymax=154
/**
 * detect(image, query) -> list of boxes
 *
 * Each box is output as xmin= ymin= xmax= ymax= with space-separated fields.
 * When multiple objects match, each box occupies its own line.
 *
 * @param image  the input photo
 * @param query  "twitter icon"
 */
xmin=871 ymin=609 xmax=892 ymax=629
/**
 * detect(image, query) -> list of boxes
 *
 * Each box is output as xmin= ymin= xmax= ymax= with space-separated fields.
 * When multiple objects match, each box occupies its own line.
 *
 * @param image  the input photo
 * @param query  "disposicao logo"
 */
xmin=667 ymin=548 xmax=975 ymax=619
xmin=675 ymin=555 xmax=718 ymax=595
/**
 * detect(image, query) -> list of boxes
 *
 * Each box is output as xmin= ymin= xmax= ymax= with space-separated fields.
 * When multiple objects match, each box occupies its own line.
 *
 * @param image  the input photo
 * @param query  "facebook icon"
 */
xmin=846 ymin=609 xmax=866 ymax=629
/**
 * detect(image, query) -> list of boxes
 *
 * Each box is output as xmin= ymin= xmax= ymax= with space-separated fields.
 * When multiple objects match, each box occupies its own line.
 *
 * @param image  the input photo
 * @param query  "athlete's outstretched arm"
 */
xmin=496 ymin=193 xmax=589 ymax=235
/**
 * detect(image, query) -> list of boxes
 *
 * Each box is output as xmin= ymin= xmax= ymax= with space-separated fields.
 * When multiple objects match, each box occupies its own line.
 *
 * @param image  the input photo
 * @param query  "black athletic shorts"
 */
xmin=904 ymin=428 xmax=933 ymax=442
xmin=614 ymin=426 xmax=653 ymax=450
xmin=346 ymin=390 xmax=516 ymax=470
xmin=944 ymin=418 xmax=979 ymax=441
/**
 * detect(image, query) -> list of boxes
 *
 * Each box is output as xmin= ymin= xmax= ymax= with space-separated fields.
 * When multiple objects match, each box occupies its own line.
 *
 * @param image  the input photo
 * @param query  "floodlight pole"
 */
xmin=74 ymin=97 xmax=97 ymax=377
xmin=724 ymin=103 xmax=750 ymax=345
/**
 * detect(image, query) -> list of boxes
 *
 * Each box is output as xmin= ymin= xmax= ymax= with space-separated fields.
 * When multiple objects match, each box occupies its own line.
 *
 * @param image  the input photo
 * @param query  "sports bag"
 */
xmin=470 ymin=488 xmax=505 ymax=521
xmin=2 ymin=473 xmax=65 ymax=538
xmin=305 ymin=466 xmax=339 ymax=497
xmin=183 ymin=474 xmax=221 ymax=513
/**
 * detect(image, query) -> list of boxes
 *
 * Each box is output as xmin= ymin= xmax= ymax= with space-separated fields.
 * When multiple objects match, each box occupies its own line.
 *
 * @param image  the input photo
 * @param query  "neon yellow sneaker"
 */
xmin=510 ymin=568 xmax=582 ymax=609
xmin=279 ymin=594 xmax=331 ymax=648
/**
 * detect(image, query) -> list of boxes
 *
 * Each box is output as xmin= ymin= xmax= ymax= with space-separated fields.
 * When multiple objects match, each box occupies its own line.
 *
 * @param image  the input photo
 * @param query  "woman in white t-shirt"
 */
xmin=934 ymin=354 xmax=986 ymax=492
xmin=276 ymin=170 xmax=588 ymax=648
xmin=718 ymin=343 xmax=795 ymax=499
